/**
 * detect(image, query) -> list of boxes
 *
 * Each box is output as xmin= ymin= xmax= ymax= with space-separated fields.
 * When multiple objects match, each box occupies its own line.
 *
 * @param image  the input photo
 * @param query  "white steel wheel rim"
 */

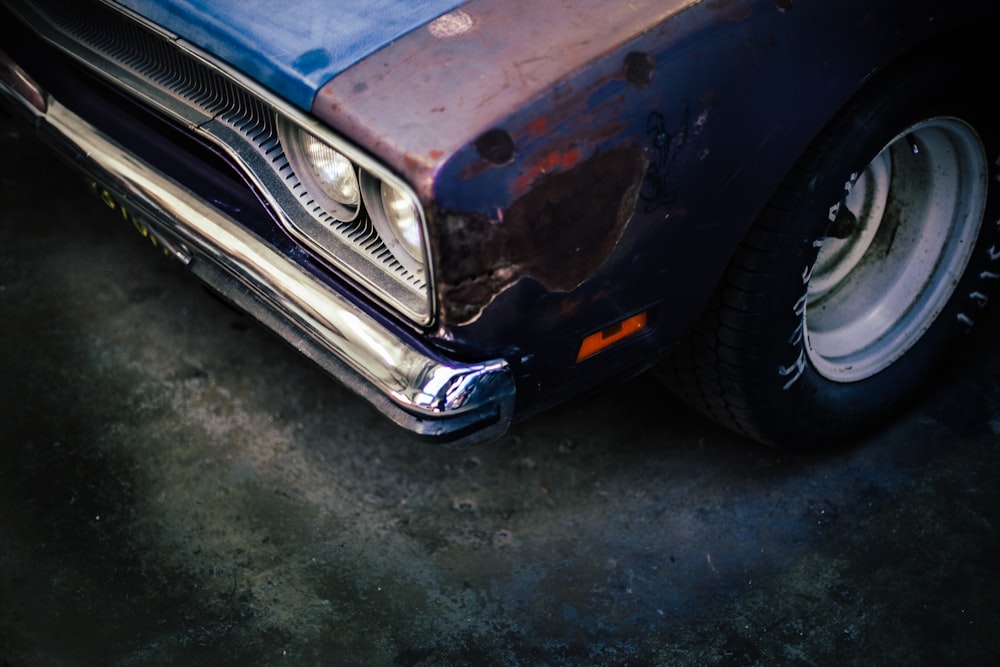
xmin=805 ymin=117 xmax=988 ymax=383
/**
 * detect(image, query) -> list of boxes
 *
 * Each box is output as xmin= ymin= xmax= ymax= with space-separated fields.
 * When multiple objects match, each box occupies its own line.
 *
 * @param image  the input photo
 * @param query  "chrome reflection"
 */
xmin=14 ymin=94 xmax=514 ymax=444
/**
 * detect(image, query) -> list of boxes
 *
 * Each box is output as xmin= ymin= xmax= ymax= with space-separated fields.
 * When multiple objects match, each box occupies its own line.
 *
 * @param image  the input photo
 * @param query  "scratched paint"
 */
xmin=305 ymin=0 xmax=992 ymax=423
xmin=312 ymin=0 xmax=704 ymax=196
xmin=428 ymin=10 xmax=475 ymax=38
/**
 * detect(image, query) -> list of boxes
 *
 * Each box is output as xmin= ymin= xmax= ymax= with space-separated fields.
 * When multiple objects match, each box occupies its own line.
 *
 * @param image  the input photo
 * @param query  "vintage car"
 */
xmin=2 ymin=0 xmax=998 ymax=448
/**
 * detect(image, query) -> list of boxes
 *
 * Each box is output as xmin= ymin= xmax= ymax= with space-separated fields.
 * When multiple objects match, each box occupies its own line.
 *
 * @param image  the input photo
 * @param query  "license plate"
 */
xmin=87 ymin=181 xmax=191 ymax=264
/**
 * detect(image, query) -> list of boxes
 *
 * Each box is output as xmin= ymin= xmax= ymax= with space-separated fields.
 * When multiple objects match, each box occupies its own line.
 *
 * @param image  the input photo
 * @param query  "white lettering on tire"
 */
xmin=779 ymin=350 xmax=807 ymax=391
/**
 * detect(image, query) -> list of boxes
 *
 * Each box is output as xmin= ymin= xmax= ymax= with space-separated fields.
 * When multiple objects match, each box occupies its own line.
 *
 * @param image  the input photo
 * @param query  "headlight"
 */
xmin=279 ymin=120 xmax=360 ymax=221
xmin=303 ymin=135 xmax=360 ymax=206
xmin=361 ymin=171 xmax=425 ymax=273
xmin=274 ymin=117 xmax=430 ymax=323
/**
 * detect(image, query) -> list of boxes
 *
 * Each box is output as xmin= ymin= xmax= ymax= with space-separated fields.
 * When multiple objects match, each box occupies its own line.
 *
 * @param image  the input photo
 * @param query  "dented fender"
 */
xmin=312 ymin=0 xmax=992 ymax=418
xmin=433 ymin=146 xmax=648 ymax=325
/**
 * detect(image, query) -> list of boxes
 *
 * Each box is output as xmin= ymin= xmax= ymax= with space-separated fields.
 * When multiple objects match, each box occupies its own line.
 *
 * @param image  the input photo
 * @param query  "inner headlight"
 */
xmin=279 ymin=120 xmax=360 ymax=221
xmin=361 ymin=171 xmax=425 ymax=273
xmin=274 ymin=117 xmax=430 ymax=322
xmin=304 ymin=135 xmax=359 ymax=206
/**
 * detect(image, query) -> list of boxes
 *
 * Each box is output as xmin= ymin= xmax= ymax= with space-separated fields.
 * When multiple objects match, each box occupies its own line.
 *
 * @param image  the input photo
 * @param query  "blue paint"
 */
xmin=114 ymin=0 xmax=467 ymax=110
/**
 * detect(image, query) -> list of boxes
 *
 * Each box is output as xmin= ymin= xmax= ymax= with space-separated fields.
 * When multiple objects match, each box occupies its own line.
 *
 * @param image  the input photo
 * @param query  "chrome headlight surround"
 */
xmin=360 ymin=171 xmax=427 ymax=274
xmin=273 ymin=117 xmax=432 ymax=324
xmin=280 ymin=123 xmax=362 ymax=223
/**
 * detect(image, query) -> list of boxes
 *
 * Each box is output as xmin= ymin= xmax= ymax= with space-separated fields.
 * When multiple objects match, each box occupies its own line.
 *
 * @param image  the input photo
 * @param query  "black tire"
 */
xmin=660 ymin=47 xmax=1000 ymax=448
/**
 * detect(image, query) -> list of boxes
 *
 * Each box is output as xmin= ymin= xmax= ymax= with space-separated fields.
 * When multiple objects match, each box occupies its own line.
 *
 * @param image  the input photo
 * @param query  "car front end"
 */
xmin=5 ymin=0 xmax=995 ymax=447
xmin=1 ymin=0 xmax=522 ymax=444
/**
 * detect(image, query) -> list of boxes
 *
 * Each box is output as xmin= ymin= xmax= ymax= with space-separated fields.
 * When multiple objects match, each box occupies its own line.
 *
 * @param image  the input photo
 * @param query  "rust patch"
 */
xmin=624 ymin=52 xmax=655 ymax=87
xmin=475 ymin=129 xmax=516 ymax=165
xmin=526 ymin=117 xmax=548 ymax=139
xmin=435 ymin=145 xmax=648 ymax=324
xmin=705 ymin=0 xmax=754 ymax=22
xmin=514 ymin=146 xmax=584 ymax=191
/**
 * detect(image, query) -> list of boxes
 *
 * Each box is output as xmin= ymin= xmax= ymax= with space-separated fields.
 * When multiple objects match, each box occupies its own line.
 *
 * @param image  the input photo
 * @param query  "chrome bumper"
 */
xmin=0 ymin=58 xmax=515 ymax=446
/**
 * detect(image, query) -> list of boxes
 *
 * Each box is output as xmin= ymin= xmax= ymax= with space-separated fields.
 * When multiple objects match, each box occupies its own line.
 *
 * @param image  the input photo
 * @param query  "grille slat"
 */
xmin=14 ymin=0 xmax=430 ymax=320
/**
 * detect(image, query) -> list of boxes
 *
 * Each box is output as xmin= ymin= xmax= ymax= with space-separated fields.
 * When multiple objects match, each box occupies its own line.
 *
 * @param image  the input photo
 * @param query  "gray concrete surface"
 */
xmin=2 ymin=117 xmax=999 ymax=666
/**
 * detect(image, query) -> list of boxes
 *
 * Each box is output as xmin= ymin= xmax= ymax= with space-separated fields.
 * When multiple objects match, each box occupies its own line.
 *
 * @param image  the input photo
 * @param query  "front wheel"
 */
xmin=661 ymin=50 xmax=1000 ymax=448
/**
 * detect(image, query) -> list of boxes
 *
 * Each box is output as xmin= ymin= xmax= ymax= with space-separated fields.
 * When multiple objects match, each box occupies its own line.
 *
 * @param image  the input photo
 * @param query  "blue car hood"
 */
xmin=115 ymin=0 xmax=468 ymax=111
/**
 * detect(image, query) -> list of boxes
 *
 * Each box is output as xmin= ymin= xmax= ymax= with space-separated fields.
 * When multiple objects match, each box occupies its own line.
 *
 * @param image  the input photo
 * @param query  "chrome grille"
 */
xmin=8 ymin=0 xmax=431 ymax=324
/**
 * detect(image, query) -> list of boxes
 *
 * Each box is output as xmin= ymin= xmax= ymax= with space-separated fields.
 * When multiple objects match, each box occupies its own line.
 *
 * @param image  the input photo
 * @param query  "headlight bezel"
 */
xmin=281 ymin=123 xmax=362 ymax=223
xmin=360 ymin=170 xmax=427 ymax=274
xmin=272 ymin=114 xmax=433 ymax=325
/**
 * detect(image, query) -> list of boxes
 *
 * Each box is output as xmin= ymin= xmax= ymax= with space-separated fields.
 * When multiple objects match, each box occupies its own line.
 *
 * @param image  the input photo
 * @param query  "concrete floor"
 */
xmin=1 ymin=116 xmax=999 ymax=666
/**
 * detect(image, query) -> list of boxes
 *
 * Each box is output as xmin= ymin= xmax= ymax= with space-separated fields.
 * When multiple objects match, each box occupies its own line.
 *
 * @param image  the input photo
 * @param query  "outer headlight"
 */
xmin=361 ymin=170 xmax=425 ymax=273
xmin=274 ymin=117 xmax=431 ymax=323
xmin=279 ymin=120 xmax=361 ymax=221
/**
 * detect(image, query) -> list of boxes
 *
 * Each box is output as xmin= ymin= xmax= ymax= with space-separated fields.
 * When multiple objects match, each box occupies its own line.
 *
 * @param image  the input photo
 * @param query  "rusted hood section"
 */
xmin=312 ymin=0 xmax=702 ymax=198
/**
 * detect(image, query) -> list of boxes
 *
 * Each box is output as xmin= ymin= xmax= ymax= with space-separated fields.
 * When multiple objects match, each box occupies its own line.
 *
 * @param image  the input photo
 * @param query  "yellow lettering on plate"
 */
xmin=89 ymin=182 xmax=169 ymax=256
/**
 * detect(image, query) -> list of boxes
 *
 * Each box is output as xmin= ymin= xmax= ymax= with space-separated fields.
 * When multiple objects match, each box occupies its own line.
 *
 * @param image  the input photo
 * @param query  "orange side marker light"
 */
xmin=576 ymin=310 xmax=650 ymax=362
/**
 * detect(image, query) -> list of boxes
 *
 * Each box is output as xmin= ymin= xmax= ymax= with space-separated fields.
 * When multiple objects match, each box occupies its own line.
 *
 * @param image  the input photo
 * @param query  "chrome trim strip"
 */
xmin=0 ymin=48 xmax=46 ymax=113
xmin=3 ymin=0 xmax=434 ymax=325
xmin=1 ymin=83 xmax=514 ymax=444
